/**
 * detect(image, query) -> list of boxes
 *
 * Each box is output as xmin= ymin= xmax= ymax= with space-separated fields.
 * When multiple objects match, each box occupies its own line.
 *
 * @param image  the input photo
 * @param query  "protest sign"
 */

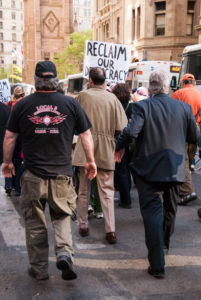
xmin=83 ymin=40 xmax=131 ymax=84
xmin=0 ymin=78 xmax=11 ymax=103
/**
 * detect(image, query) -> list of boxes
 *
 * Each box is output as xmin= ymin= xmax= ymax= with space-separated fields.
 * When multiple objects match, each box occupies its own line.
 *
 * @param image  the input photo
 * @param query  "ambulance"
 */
xmin=126 ymin=60 xmax=181 ymax=92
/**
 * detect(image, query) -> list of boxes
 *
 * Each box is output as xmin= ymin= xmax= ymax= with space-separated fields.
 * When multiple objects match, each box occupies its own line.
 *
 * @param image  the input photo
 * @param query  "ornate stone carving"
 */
xmin=43 ymin=11 xmax=59 ymax=33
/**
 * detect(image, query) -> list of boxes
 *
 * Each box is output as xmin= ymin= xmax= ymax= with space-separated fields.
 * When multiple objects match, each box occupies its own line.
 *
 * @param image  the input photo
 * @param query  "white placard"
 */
xmin=83 ymin=40 xmax=131 ymax=84
xmin=0 ymin=78 xmax=11 ymax=103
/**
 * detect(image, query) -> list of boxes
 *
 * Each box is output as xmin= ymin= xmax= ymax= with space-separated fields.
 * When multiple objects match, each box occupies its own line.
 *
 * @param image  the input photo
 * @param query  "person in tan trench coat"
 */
xmin=73 ymin=67 xmax=127 ymax=244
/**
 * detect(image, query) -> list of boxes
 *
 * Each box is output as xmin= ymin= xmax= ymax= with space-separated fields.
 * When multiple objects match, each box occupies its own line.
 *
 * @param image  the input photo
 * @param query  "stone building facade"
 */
xmin=0 ymin=0 xmax=24 ymax=70
xmin=93 ymin=0 xmax=200 ymax=62
xmin=23 ymin=0 xmax=74 ymax=84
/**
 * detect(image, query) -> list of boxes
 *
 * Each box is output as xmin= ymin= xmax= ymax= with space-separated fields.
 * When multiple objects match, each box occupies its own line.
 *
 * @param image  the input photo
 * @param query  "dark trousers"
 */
xmin=5 ymin=158 xmax=24 ymax=194
xmin=132 ymin=172 xmax=179 ymax=271
xmin=114 ymin=150 xmax=131 ymax=206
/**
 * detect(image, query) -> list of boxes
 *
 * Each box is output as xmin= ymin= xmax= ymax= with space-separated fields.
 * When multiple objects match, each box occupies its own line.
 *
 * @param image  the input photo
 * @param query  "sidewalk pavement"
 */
xmin=0 ymin=172 xmax=201 ymax=299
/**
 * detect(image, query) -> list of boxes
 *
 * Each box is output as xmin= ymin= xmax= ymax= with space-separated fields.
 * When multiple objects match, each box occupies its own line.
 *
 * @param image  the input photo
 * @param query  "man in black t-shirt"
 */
xmin=2 ymin=61 xmax=97 ymax=281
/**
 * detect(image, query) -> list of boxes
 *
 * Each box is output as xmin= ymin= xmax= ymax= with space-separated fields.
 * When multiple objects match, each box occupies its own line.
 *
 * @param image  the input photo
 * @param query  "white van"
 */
xmin=67 ymin=73 xmax=88 ymax=96
xmin=177 ymin=44 xmax=201 ymax=92
xmin=126 ymin=61 xmax=181 ymax=92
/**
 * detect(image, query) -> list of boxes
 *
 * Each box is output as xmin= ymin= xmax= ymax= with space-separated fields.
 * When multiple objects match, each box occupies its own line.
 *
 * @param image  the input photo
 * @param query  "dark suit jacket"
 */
xmin=116 ymin=93 xmax=200 ymax=182
xmin=0 ymin=102 xmax=9 ymax=163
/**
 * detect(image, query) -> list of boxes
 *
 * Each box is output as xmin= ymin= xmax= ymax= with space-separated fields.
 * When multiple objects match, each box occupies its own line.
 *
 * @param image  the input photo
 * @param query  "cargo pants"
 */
xmin=20 ymin=170 xmax=77 ymax=275
xmin=179 ymin=143 xmax=196 ymax=196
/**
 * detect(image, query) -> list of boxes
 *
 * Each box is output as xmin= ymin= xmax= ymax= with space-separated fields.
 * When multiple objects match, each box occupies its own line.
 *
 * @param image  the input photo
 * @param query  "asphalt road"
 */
xmin=0 ymin=170 xmax=201 ymax=300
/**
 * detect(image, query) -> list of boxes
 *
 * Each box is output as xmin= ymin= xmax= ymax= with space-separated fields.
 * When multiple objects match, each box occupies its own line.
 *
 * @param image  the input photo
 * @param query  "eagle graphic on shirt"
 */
xmin=27 ymin=105 xmax=67 ymax=126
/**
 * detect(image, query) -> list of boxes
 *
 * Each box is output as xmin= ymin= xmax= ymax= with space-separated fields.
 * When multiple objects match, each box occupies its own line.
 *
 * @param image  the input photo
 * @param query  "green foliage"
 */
xmin=8 ymin=65 xmax=22 ymax=83
xmin=0 ymin=67 xmax=8 ymax=80
xmin=54 ymin=30 xmax=92 ymax=79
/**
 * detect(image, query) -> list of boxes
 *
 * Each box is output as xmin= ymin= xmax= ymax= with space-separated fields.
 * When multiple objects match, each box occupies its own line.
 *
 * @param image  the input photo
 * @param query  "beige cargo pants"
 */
xmin=20 ymin=170 xmax=77 ymax=275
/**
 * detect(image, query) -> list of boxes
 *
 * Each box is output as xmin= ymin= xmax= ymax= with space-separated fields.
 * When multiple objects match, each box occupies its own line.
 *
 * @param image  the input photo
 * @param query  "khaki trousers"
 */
xmin=179 ymin=143 xmax=196 ymax=196
xmin=20 ymin=170 xmax=77 ymax=274
xmin=78 ymin=167 xmax=115 ymax=233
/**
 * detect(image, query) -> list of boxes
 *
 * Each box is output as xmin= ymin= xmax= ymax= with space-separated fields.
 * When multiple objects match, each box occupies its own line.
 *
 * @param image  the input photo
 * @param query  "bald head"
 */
xmin=89 ymin=67 xmax=106 ymax=86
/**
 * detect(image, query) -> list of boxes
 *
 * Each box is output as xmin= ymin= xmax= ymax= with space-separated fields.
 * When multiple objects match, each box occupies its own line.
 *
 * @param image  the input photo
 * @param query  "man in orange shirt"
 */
xmin=172 ymin=73 xmax=201 ymax=205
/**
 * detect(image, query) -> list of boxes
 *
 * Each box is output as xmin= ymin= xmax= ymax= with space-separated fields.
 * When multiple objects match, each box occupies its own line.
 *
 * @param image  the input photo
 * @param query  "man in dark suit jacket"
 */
xmin=114 ymin=71 xmax=200 ymax=279
xmin=0 ymin=101 xmax=9 ymax=165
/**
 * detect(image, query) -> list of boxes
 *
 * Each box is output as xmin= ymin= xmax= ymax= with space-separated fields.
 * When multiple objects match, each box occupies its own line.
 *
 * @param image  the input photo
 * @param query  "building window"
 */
xmin=0 ymin=22 xmax=3 ymax=29
xmin=12 ymin=33 xmax=16 ymax=41
xmin=137 ymin=6 xmax=141 ymax=39
xmin=12 ymin=12 xmax=16 ymax=19
xmin=0 ymin=57 xmax=4 ymax=64
xmin=186 ymin=1 xmax=195 ymax=36
xmin=0 ymin=1 xmax=2 ymax=7
xmin=132 ymin=9 xmax=135 ymax=40
xmin=13 ymin=60 xmax=17 ymax=64
xmin=11 ymin=1 xmax=15 ymax=8
xmin=96 ymin=0 xmax=98 ymax=12
xmin=88 ymin=0 xmax=91 ymax=6
xmin=12 ymin=25 xmax=16 ymax=30
xmin=103 ymin=23 xmax=109 ymax=39
xmin=88 ymin=9 xmax=91 ymax=17
xmin=106 ymin=23 xmax=109 ymax=39
xmin=117 ymin=17 xmax=120 ymax=41
xmin=0 ymin=11 xmax=3 ymax=18
xmin=0 ymin=32 xmax=3 ymax=40
xmin=21 ymin=13 xmax=23 ymax=21
xmin=84 ymin=9 xmax=87 ymax=17
xmin=155 ymin=1 xmax=166 ymax=36
xmin=0 ymin=43 xmax=3 ymax=52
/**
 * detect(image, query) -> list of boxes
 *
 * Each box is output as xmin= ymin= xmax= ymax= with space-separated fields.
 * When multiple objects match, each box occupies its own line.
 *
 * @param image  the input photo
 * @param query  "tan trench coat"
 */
xmin=72 ymin=87 xmax=128 ymax=171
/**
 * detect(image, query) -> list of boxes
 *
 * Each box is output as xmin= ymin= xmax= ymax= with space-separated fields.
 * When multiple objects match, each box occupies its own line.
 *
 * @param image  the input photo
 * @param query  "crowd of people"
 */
xmin=0 ymin=60 xmax=201 ymax=281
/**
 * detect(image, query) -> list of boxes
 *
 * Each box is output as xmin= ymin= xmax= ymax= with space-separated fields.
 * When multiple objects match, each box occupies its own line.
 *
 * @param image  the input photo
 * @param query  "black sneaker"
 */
xmin=147 ymin=266 xmax=165 ymax=279
xmin=178 ymin=192 xmax=197 ymax=206
xmin=56 ymin=256 xmax=77 ymax=280
xmin=5 ymin=188 xmax=12 ymax=195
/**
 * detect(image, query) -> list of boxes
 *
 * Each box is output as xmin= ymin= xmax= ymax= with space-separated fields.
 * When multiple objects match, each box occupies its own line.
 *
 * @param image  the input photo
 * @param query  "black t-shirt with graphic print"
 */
xmin=7 ymin=91 xmax=91 ymax=178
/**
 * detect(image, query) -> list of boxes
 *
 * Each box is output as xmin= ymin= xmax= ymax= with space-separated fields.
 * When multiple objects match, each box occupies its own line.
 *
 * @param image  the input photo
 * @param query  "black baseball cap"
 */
xmin=35 ymin=61 xmax=57 ymax=78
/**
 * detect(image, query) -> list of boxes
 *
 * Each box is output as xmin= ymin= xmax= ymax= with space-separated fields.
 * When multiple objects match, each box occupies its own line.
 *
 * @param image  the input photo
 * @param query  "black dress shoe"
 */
xmin=118 ymin=203 xmax=132 ymax=209
xmin=56 ymin=256 xmax=77 ymax=280
xmin=28 ymin=267 xmax=49 ymax=280
xmin=147 ymin=266 xmax=165 ymax=279
xmin=178 ymin=192 xmax=197 ymax=206
xmin=106 ymin=232 xmax=117 ymax=244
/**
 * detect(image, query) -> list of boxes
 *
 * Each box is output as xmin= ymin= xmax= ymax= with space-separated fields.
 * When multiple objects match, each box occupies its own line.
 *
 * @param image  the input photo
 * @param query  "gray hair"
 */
xmin=34 ymin=75 xmax=59 ymax=91
xmin=149 ymin=70 xmax=169 ymax=95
